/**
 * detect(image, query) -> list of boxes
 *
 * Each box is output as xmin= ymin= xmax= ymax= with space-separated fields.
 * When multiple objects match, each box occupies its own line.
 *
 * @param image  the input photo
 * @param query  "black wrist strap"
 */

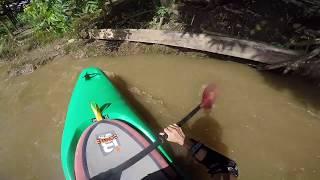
xmin=189 ymin=139 xmax=203 ymax=157
xmin=188 ymin=139 xmax=239 ymax=177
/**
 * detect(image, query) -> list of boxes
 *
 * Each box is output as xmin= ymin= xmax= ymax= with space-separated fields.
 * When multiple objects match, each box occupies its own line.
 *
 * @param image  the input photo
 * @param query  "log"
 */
xmin=87 ymin=29 xmax=301 ymax=64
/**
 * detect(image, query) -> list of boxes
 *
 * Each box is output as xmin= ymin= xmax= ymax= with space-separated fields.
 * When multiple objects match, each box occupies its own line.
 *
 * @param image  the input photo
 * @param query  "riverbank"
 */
xmin=4 ymin=38 xmax=212 ymax=77
xmin=1 ymin=0 xmax=319 ymax=81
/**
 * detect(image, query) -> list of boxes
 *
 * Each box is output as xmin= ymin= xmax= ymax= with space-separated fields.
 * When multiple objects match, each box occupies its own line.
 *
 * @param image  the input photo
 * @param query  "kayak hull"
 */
xmin=61 ymin=67 xmax=172 ymax=180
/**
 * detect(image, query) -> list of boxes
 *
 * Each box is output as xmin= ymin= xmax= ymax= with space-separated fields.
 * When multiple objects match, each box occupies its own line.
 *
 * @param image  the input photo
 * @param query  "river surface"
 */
xmin=0 ymin=55 xmax=320 ymax=180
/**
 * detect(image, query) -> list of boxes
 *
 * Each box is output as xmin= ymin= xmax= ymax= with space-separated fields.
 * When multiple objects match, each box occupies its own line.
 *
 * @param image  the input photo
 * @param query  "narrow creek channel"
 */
xmin=0 ymin=55 xmax=320 ymax=180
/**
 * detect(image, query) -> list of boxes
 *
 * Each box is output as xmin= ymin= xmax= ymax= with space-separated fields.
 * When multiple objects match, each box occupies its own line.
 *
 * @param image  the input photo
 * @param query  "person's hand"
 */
xmin=161 ymin=124 xmax=186 ymax=146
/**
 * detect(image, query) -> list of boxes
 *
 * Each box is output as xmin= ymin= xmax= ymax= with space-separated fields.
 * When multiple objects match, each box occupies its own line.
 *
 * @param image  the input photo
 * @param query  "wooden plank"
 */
xmin=88 ymin=29 xmax=301 ymax=64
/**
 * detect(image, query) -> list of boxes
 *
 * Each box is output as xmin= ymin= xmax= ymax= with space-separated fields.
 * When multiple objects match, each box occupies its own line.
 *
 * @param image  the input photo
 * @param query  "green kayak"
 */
xmin=61 ymin=67 xmax=173 ymax=180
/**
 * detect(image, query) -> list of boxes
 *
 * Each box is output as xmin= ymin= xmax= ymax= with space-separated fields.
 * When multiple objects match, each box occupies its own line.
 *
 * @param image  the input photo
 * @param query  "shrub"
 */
xmin=19 ymin=0 xmax=71 ymax=34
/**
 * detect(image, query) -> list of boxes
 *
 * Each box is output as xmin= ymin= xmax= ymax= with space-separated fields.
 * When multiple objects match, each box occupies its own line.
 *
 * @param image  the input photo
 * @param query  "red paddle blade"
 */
xmin=200 ymin=83 xmax=218 ymax=109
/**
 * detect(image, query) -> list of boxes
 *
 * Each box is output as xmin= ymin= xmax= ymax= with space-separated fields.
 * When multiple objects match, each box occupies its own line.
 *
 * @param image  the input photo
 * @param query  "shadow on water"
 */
xmin=174 ymin=114 xmax=229 ymax=180
xmin=109 ymin=74 xmax=163 ymax=132
xmin=260 ymin=71 xmax=320 ymax=114
xmin=108 ymin=74 xmax=181 ymax=156
xmin=109 ymin=74 xmax=201 ymax=176
xmin=186 ymin=115 xmax=228 ymax=155
xmin=108 ymin=74 xmax=230 ymax=179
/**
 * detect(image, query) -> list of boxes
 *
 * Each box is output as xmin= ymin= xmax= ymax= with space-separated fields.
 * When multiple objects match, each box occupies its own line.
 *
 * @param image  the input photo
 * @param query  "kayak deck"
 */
xmin=61 ymin=67 xmax=172 ymax=180
xmin=75 ymin=120 xmax=176 ymax=179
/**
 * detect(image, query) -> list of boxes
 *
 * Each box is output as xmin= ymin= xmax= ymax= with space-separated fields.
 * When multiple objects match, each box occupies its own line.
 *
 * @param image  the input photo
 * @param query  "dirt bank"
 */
xmin=3 ymin=38 xmax=210 ymax=77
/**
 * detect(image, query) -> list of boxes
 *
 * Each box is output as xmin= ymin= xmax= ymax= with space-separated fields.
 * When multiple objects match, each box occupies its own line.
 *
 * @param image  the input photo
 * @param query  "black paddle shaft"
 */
xmin=176 ymin=104 xmax=201 ymax=127
xmin=160 ymin=104 xmax=201 ymax=140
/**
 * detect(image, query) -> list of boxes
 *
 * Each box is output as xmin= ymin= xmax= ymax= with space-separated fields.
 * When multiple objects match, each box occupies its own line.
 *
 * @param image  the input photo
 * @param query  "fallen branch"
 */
xmin=190 ymin=15 xmax=195 ymax=26
xmin=223 ymin=6 xmax=243 ymax=15
xmin=245 ymin=9 xmax=262 ymax=17
xmin=288 ymin=38 xmax=320 ymax=47
xmin=284 ymin=47 xmax=320 ymax=73
xmin=260 ymin=47 xmax=320 ymax=73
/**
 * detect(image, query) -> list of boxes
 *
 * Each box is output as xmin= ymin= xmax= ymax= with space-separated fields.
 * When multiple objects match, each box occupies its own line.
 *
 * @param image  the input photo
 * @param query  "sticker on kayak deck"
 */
xmin=96 ymin=131 xmax=120 ymax=155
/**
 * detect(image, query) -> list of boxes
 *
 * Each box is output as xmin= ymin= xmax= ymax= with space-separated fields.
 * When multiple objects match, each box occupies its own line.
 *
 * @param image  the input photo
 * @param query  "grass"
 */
xmin=0 ymin=36 xmax=19 ymax=59
xmin=0 ymin=30 xmax=61 ymax=60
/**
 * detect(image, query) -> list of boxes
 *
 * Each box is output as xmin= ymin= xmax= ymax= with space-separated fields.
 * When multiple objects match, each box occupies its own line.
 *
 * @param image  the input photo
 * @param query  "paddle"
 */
xmin=160 ymin=83 xmax=217 ymax=140
xmin=92 ymin=83 xmax=218 ymax=180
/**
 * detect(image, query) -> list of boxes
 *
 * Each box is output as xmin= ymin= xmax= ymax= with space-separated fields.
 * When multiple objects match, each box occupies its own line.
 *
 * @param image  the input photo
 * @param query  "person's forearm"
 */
xmin=163 ymin=124 xmax=238 ymax=178
xmin=183 ymin=138 xmax=239 ymax=177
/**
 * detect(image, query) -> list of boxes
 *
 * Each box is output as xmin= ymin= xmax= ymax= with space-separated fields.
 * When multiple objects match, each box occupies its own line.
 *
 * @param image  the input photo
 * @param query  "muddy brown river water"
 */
xmin=0 ymin=55 xmax=320 ymax=180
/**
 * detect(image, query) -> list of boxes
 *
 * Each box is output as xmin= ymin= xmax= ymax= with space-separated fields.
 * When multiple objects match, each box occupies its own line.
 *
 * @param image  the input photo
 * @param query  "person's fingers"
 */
xmin=176 ymin=128 xmax=182 ymax=134
xmin=165 ymin=127 xmax=172 ymax=132
xmin=170 ymin=124 xmax=181 ymax=131
xmin=168 ymin=126 xmax=177 ymax=131
xmin=164 ymin=128 xmax=171 ymax=134
xmin=178 ymin=131 xmax=185 ymax=138
xmin=169 ymin=124 xmax=177 ymax=129
xmin=170 ymin=125 xmax=181 ymax=132
xmin=176 ymin=127 xmax=185 ymax=136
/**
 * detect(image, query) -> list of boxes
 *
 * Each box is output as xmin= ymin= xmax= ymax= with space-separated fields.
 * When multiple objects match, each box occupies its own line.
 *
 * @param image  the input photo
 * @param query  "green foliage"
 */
xmin=19 ymin=0 xmax=106 ymax=35
xmin=0 ymin=21 xmax=9 ymax=35
xmin=0 ymin=16 xmax=16 ymax=38
xmin=68 ymin=0 xmax=105 ymax=16
xmin=19 ymin=0 xmax=70 ymax=34
xmin=69 ymin=0 xmax=106 ymax=37
xmin=155 ymin=6 xmax=169 ymax=18
xmin=148 ymin=6 xmax=170 ymax=28
xmin=0 ymin=0 xmax=108 ymax=59
xmin=81 ymin=0 xmax=103 ymax=14
xmin=72 ymin=13 xmax=101 ymax=36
